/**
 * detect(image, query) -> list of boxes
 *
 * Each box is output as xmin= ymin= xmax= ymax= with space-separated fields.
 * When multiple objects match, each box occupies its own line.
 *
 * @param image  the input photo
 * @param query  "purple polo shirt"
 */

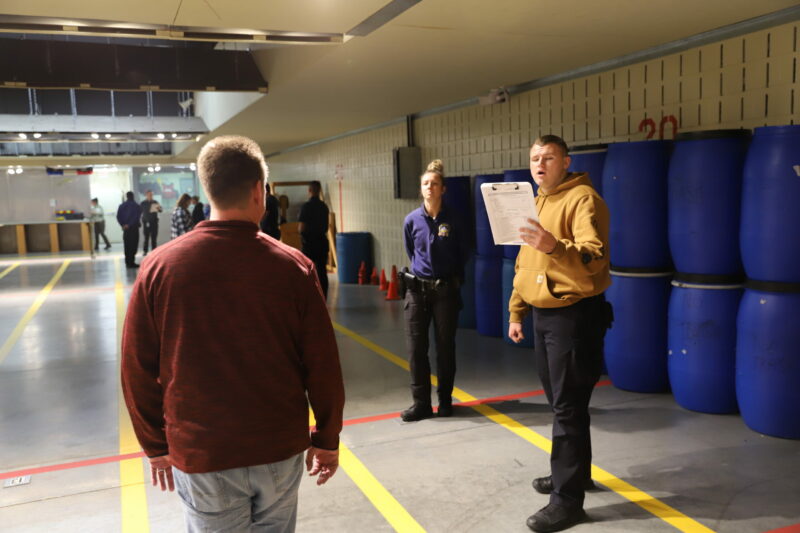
xmin=403 ymin=204 xmax=470 ymax=281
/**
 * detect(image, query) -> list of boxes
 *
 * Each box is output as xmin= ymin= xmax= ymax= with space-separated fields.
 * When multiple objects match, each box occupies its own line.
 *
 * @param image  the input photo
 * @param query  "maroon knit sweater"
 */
xmin=121 ymin=220 xmax=344 ymax=474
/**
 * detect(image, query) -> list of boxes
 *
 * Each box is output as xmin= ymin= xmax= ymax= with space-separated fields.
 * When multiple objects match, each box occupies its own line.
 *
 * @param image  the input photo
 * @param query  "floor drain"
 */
xmin=3 ymin=476 xmax=31 ymax=488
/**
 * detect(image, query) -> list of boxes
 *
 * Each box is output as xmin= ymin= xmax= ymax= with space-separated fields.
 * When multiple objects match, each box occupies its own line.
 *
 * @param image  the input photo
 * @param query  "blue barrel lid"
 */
xmin=752 ymin=124 xmax=800 ymax=137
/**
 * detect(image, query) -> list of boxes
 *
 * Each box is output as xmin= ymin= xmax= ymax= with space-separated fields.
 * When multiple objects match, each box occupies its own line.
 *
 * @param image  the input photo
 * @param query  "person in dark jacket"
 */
xmin=191 ymin=195 xmax=206 ymax=226
xmin=259 ymin=183 xmax=281 ymax=240
xmin=117 ymin=191 xmax=143 ymax=268
xmin=298 ymin=181 xmax=330 ymax=299
xmin=140 ymin=189 xmax=162 ymax=256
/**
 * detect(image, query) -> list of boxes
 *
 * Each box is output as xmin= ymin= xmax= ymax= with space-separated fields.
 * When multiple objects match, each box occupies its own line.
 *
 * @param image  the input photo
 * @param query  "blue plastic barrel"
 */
xmin=475 ymin=256 xmax=503 ymax=337
xmin=605 ymin=270 xmax=672 ymax=392
xmin=569 ymin=144 xmax=607 ymax=196
xmin=501 ymin=258 xmax=534 ymax=347
xmin=741 ymin=125 xmax=800 ymax=283
xmin=736 ymin=286 xmax=800 ymax=439
xmin=602 ymin=141 xmax=671 ymax=269
xmin=336 ymin=232 xmax=372 ymax=284
xmin=474 ymin=174 xmax=504 ymax=258
xmin=668 ymin=280 xmax=743 ymax=414
xmin=458 ymin=255 xmax=476 ymax=329
xmin=502 ymin=169 xmax=536 ymax=260
xmin=443 ymin=176 xmax=474 ymax=250
xmin=668 ymin=130 xmax=749 ymax=276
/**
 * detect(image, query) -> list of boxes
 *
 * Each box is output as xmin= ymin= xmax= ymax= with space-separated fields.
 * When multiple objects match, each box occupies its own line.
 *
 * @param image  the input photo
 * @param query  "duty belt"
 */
xmin=402 ymin=271 xmax=459 ymax=293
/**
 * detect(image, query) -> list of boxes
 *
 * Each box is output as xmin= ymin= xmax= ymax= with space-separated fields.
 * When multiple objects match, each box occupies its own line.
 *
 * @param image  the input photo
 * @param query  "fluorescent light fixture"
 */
xmin=154 ymin=165 xmax=161 ymax=172
xmin=18 ymin=133 xmax=27 ymax=139
xmin=32 ymin=133 xmax=42 ymax=139
xmin=91 ymin=133 xmax=100 ymax=139
xmin=171 ymin=133 xmax=177 ymax=139
xmin=157 ymin=133 xmax=165 ymax=140
xmin=104 ymin=133 xmax=112 ymax=139
xmin=147 ymin=166 xmax=154 ymax=172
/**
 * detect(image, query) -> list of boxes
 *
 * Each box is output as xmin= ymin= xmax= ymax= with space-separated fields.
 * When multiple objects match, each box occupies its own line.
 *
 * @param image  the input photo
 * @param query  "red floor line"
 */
xmin=0 ymin=451 xmax=145 ymax=480
xmin=763 ymin=525 xmax=800 ymax=533
xmin=0 ymin=381 xmax=612 ymax=481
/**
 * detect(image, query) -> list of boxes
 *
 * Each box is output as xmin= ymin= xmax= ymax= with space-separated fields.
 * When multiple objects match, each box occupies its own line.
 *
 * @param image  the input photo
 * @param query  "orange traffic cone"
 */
xmin=385 ymin=265 xmax=400 ymax=300
xmin=358 ymin=261 xmax=367 ymax=285
xmin=379 ymin=269 xmax=388 ymax=291
xmin=370 ymin=267 xmax=379 ymax=285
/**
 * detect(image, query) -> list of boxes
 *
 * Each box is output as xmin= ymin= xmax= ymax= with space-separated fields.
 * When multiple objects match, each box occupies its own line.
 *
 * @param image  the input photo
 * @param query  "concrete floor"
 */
xmin=0 ymin=249 xmax=798 ymax=533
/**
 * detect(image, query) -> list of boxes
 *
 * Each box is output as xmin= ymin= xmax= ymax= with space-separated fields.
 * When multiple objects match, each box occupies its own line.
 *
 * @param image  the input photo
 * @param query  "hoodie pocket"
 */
xmin=513 ymin=268 xmax=561 ymax=306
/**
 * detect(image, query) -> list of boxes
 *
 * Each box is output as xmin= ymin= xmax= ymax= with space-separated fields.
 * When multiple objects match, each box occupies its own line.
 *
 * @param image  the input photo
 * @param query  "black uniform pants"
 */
xmin=403 ymin=285 xmax=460 ymax=407
xmin=142 ymin=222 xmax=158 ymax=253
xmin=122 ymin=226 xmax=140 ymax=266
xmin=93 ymin=221 xmax=110 ymax=249
xmin=303 ymin=243 xmax=329 ymax=300
xmin=532 ymin=294 xmax=608 ymax=509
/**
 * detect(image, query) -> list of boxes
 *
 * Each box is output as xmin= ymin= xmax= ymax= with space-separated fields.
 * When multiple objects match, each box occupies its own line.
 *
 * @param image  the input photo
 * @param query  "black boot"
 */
xmin=526 ymin=503 xmax=586 ymax=532
xmin=400 ymin=404 xmax=433 ymax=422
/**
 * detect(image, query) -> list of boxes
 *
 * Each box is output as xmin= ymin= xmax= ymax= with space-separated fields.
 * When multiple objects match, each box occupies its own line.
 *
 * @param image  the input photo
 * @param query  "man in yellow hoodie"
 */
xmin=508 ymin=135 xmax=612 ymax=533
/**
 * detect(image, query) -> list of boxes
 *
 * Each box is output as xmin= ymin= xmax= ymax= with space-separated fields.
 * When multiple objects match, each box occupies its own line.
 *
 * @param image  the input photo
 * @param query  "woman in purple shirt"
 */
xmin=401 ymin=159 xmax=470 ymax=422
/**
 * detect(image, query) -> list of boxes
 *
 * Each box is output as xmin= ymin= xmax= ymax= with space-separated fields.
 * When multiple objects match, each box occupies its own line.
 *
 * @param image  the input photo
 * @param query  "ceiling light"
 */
xmin=33 ymin=133 xmax=42 ymax=139
xmin=157 ymin=133 xmax=165 ymax=140
xmin=91 ymin=133 xmax=100 ymax=139
xmin=189 ymin=162 xmax=197 ymax=171
xmin=105 ymin=133 xmax=112 ymax=139
xmin=16 ymin=168 xmax=23 ymax=174
xmin=171 ymin=133 xmax=177 ymax=139
xmin=154 ymin=165 xmax=161 ymax=172
xmin=7 ymin=168 xmax=15 ymax=174
xmin=18 ymin=133 xmax=27 ymax=139
xmin=147 ymin=166 xmax=154 ymax=173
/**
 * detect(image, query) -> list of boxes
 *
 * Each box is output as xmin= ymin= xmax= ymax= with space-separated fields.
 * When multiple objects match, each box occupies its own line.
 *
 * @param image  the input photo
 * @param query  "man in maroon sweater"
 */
xmin=121 ymin=135 xmax=345 ymax=532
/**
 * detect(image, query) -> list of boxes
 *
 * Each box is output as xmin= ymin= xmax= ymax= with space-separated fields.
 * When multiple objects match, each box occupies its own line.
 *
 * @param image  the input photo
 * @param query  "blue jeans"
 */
xmin=173 ymin=453 xmax=303 ymax=533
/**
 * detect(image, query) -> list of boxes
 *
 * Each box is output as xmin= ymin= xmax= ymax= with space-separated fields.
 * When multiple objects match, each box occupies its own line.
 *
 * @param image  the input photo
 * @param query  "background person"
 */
xmin=400 ymin=159 xmax=470 ymax=422
xmin=508 ymin=135 xmax=611 ymax=533
xmin=190 ymin=195 xmax=206 ymax=226
xmin=140 ymin=189 xmax=162 ymax=256
xmin=121 ymin=135 xmax=345 ymax=532
xmin=259 ymin=182 xmax=281 ymax=241
xmin=298 ymin=181 xmax=330 ymax=299
xmin=171 ymin=193 xmax=193 ymax=238
xmin=90 ymin=197 xmax=111 ymax=251
xmin=117 ymin=191 xmax=142 ymax=268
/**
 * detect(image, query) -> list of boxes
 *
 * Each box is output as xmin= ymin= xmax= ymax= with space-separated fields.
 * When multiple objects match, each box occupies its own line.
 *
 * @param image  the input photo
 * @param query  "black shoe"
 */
xmin=400 ymin=404 xmax=433 ymax=422
xmin=532 ymin=476 xmax=596 ymax=495
xmin=126 ymin=263 xmax=139 ymax=269
xmin=526 ymin=503 xmax=586 ymax=532
xmin=104 ymin=245 xmax=111 ymax=250
xmin=437 ymin=404 xmax=453 ymax=417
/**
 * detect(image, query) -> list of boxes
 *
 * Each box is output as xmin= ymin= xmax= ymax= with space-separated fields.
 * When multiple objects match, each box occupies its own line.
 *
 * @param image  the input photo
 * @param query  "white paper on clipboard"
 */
xmin=480 ymin=182 xmax=539 ymax=245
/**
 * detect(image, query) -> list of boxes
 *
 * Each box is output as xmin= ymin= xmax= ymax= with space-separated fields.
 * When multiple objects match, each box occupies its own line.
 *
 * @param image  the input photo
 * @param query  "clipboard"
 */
xmin=480 ymin=182 xmax=539 ymax=245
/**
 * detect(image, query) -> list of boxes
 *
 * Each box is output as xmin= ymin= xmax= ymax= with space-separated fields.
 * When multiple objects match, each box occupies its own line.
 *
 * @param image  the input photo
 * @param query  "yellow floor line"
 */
xmin=0 ymin=262 xmax=19 ymax=280
xmin=332 ymin=321 xmax=715 ymax=533
xmin=115 ymin=258 xmax=150 ymax=533
xmin=309 ymin=412 xmax=425 ymax=532
xmin=0 ymin=260 xmax=70 ymax=365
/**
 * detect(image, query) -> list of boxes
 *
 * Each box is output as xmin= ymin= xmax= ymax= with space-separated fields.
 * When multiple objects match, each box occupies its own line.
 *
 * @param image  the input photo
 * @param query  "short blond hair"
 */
xmin=197 ymin=136 xmax=267 ymax=209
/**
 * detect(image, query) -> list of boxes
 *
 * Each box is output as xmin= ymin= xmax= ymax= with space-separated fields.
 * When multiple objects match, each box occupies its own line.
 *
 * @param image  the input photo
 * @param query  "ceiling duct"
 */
xmin=0 ymin=39 xmax=268 ymax=92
